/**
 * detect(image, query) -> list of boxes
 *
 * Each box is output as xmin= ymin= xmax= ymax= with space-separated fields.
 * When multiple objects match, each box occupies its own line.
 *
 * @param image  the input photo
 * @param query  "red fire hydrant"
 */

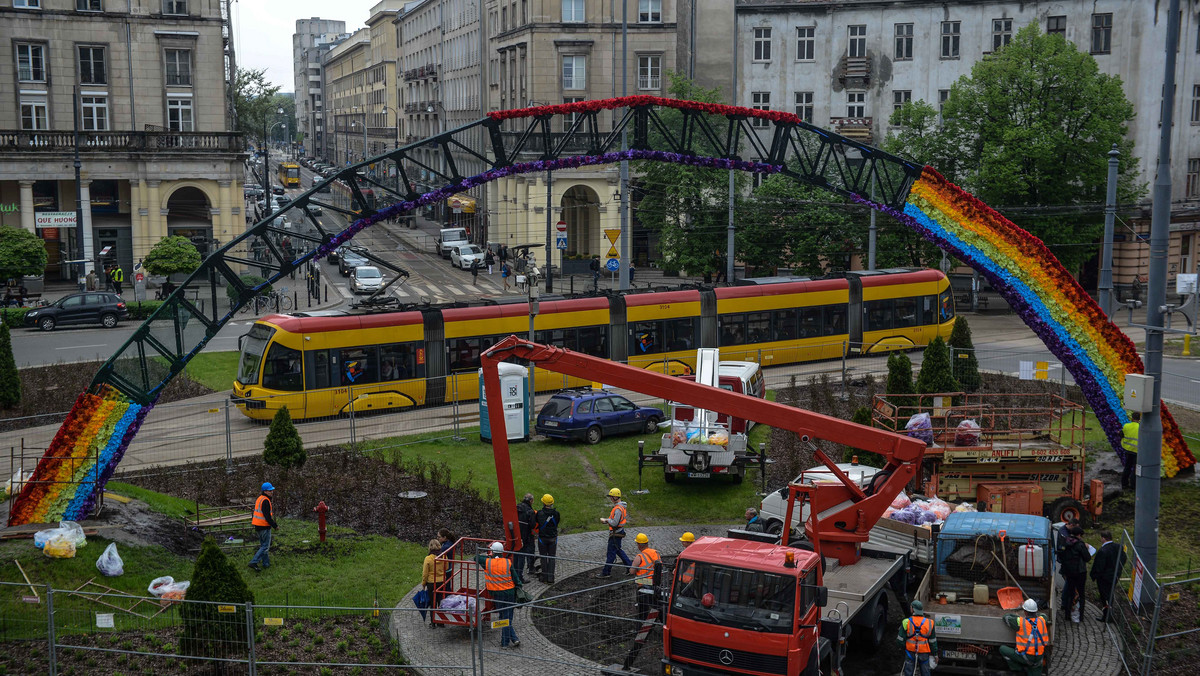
xmin=313 ymin=501 xmax=329 ymax=542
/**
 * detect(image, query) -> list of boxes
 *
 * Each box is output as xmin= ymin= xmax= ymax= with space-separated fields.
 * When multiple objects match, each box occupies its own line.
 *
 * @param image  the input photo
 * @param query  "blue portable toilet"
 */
xmin=479 ymin=363 xmax=530 ymax=442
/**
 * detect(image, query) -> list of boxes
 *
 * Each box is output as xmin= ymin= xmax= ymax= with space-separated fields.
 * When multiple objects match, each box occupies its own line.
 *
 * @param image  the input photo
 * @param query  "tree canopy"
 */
xmin=739 ymin=177 xmax=857 ymax=276
xmin=142 ymin=235 xmax=202 ymax=276
xmin=230 ymin=67 xmax=282 ymax=140
xmin=0 ymin=226 xmax=49 ymax=281
xmin=884 ymin=24 xmax=1142 ymax=274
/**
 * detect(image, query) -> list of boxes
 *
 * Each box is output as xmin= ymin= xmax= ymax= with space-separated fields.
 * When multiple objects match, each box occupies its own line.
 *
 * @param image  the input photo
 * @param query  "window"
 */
xmin=20 ymin=101 xmax=48 ymax=130
xmin=562 ymin=0 xmax=583 ymax=23
xmin=167 ymin=97 xmax=194 ymax=131
xmin=77 ymin=0 xmax=101 ymax=9
xmin=794 ymin=91 xmax=813 ymax=121
xmin=1091 ymin=14 xmax=1112 ymax=54
xmin=562 ymin=55 xmax=585 ymax=90
xmin=17 ymin=43 xmax=46 ymax=82
xmin=753 ymin=27 xmax=772 ymax=61
xmin=992 ymin=19 xmax=1012 ymax=51
xmin=1187 ymin=159 xmax=1200 ymax=198
xmin=562 ymin=96 xmax=583 ymax=131
xmin=163 ymin=0 xmax=186 ymax=14
xmin=1047 ymin=15 xmax=1066 ymax=37
xmin=894 ymin=23 xmax=913 ymax=60
xmin=847 ymin=91 xmax=865 ymax=118
xmin=938 ymin=89 xmax=950 ymax=123
xmin=751 ymin=91 xmax=771 ymax=127
xmin=78 ymin=46 xmax=107 ymax=85
xmin=848 ymin=25 xmax=866 ymax=58
xmin=796 ymin=26 xmax=815 ymax=60
xmin=630 ymin=318 xmax=697 ymax=355
xmin=379 ymin=342 xmax=421 ymax=380
xmin=893 ymin=90 xmax=911 ymax=113
xmin=638 ymin=0 xmax=660 ymax=23
xmin=339 ymin=347 xmax=377 ymax=386
xmin=262 ymin=344 xmax=303 ymax=391
xmin=638 ymin=54 xmax=661 ymax=90
xmin=13 ymin=0 xmax=41 ymax=7
xmin=81 ymin=96 xmax=109 ymax=131
xmin=941 ymin=21 xmax=960 ymax=58
xmin=1193 ymin=85 xmax=1200 ymax=123
xmin=165 ymin=49 xmax=192 ymax=86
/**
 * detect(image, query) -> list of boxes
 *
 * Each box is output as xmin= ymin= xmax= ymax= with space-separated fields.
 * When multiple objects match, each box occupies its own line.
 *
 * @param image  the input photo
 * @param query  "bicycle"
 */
xmin=238 ymin=287 xmax=293 ymax=314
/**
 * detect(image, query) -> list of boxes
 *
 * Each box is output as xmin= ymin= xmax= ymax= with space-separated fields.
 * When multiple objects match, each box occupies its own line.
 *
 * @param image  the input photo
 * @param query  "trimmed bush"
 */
xmin=180 ymin=538 xmax=254 ymax=659
xmin=2 ymin=308 xmax=26 ymax=328
xmin=916 ymin=336 xmax=960 ymax=400
xmin=0 ymin=323 xmax=19 ymax=408
xmin=143 ymin=235 xmax=202 ymax=276
xmin=885 ymin=352 xmax=917 ymax=414
xmin=127 ymin=300 xmax=166 ymax=320
xmin=263 ymin=406 xmax=306 ymax=470
xmin=948 ymin=317 xmax=982 ymax=393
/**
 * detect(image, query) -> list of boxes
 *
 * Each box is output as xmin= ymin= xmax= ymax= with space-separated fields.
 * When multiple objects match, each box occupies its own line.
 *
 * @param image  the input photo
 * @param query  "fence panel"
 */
xmin=1108 ymin=530 xmax=1162 ymax=675
xmin=1149 ymin=575 xmax=1200 ymax=675
xmin=0 ymin=581 xmax=50 ymax=674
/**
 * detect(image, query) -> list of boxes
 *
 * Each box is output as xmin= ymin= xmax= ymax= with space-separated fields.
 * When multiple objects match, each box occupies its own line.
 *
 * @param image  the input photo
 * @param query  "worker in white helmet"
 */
xmin=1000 ymin=598 xmax=1049 ymax=675
xmin=475 ymin=541 xmax=522 ymax=648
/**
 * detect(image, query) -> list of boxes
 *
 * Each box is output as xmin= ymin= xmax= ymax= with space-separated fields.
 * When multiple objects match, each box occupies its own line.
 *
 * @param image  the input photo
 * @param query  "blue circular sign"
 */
xmin=605 ymin=258 xmax=620 ymax=272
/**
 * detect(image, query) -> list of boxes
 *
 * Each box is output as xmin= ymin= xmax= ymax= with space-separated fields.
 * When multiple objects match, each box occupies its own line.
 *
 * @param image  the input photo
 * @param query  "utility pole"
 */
xmin=725 ymin=10 xmax=738 ymax=284
xmin=72 ymin=85 xmax=86 ymax=292
xmin=618 ymin=0 xmax=630 ymax=291
xmin=1099 ymin=144 xmax=1120 ymax=317
xmin=867 ymin=181 xmax=876 ymax=270
xmin=545 ymin=170 xmax=553 ymax=293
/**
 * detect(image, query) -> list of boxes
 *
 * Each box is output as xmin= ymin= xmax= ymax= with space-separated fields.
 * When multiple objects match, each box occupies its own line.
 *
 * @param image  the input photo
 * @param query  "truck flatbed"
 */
xmin=821 ymin=548 xmax=907 ymax=625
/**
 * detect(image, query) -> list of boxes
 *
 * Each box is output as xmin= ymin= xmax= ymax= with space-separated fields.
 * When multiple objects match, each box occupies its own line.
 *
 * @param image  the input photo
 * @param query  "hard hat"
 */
xmin=635 ymin=533 xmax=649 ymax=544
xmin=679 ymin=532 xmax=696 ymax=543
xmin=910 ymin=600 xmax=924 ymax=613
xmin=608 ymin=487 xmax=622 ymax=498
xmin=541 ymin=493 xmax=554 ymax=505
xmin=262 ymin=482 xmax=275 ymax=491
xmin=490 ymin=541 xmax=504 ymax=554
xmin=1022 ymin=599 xmax=1038 ymax=613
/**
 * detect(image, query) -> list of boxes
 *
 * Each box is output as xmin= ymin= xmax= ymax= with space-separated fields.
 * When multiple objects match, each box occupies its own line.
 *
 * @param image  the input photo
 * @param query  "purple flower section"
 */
xmin=72 ymin=399 xmax=154 ymax=517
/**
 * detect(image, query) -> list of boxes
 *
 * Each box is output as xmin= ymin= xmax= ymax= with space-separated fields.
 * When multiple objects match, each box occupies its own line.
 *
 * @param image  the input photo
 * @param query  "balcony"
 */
xmin=0 ymin=130 xmax=245 ymax=154
xmin=638 ymin=76 xmax=661 ymax=90
xmin=829 ymin=117 xmax=873 ymax=143
xmin=839 ymin=56 xmax=871 ymax=87
xmin=403 ymin=64 xmax=439 ymax=82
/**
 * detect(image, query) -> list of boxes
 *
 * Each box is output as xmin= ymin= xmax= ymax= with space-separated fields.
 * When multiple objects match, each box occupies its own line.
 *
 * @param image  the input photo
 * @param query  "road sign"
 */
xmin=556 ymin=235 xmax=568 ymax=250
xmin=606 ymin=245 xmax=620 ymax=259
xmin=605 ymin=258 xmax=620 ymax=272
xmin=604 ymin=228 xmax=621 ymax=245
xmin=556 ymin=220 xmax=567 ymax=233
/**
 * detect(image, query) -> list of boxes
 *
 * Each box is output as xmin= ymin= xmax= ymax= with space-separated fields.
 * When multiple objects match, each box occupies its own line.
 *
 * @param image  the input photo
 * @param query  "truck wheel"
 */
xmin=854 ymin=603 xmax=888 ymax=648
xmin=664 ymin=472 xmax=676 ymax=483
xmin=1049 ymin=497 xmax=1084 ymax=524
xmin=731 ymin=470 xmax=744 ymax=484
xmin=765 ymin=519 xmax=783 ymax=536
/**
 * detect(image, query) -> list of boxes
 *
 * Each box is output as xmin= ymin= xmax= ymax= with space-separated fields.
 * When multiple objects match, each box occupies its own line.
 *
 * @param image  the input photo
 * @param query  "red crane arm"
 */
xmin=481 ymin=336 xmax=926 ymax=564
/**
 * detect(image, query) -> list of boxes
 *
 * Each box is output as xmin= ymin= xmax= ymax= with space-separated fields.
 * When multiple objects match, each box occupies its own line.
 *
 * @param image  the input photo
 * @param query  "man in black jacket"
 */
xmin=1091 ymin=530 xmax=1124 ymax=622
xmin=535 ymin=494 xmax=560 ymax=583
xmin=1058 ymin=525 xmax=1092 ymax=623
xmin=515 ymin=493 xmax=537 ymax=581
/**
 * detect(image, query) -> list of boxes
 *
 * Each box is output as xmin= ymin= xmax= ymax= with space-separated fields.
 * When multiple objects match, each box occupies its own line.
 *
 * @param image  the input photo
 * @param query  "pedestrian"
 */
xmin=501 ymin=262 xmax=511 ymax=291
xmin=999 ymin=599 xmax=1049 ymax=675
xmin=1057 ymin=524 xmax=1091 ymax=623
xmin=422 ymin=538 xmax=446 ymax=627
xmin=595 ymin=487 xmax=632 ymax=578
xmin=589 ymin=255 xmax=601 ymax=292
xmin=1121 ymin=412 xmax=1139 ymax=490
xmin=248 ymin=482 xmax=278 ymax=572
xmin=103 ymin=266 xmax=115 ymax=292
xmin=628 ymin=261 xmax=636 ymax=285
xmin=484 ymin=248 xmax=495 ymax=274
xmin=474 ymin=541 xmax=521 ymax=649
xmin=630 ymin=533 xmax=661 ymax=620
xmin=438 ymin=528 xmax=456 ymax=577
xmin=85 ymin=269 xmax=97 ymax=291
xmin=499 ymin=243 xmax=508 ymax=265
xmin=110 ymin=265 xmax=124 ymax=295
xmin=897 ymin=600 xmax=937 ymax=676
xmin=743 ymin=507 xmax=765 ymax=533
xmin=515 ymin=493 xmax=537 ymax=581
xmin=535 ymin=494 xmax=559 ymax=583
xmin=470 ymin=258 xmax=481 ymax=285
xmin=1091 ymin=530 xmax=1123 ymax=622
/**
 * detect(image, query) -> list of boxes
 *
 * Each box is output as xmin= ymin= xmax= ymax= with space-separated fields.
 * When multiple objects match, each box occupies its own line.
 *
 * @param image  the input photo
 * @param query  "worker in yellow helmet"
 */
xmin=678 ymin=532 xmax=696 ymax=587
xmin=535 ymin=494 xmax=559 ymax=583
xmin=595 ymin=487 xmax=631 ymax=578
xmin=630 ymin=532 xmax=660 ymax=620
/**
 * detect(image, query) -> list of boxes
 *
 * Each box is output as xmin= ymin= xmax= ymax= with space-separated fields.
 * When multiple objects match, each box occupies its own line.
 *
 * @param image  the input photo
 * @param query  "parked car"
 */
xmin=339 ymin=248 xmax=369 ymax=276
xmin=757 ymin=461 xmax=885 ymax=534
xmin=305 ymin=203 xmax=323 ymax=216
xmin=320 ymin=167 xmax=338 ymax=178
xmin=271 ymin=185 xmax=285 ymax=195
xmin=438 ymin=227 xmax=470 ymax=258
xmin=350 ymin=266 xmax=384 ymax=294
xmin=243 ymin=184 xmax=264 ymax=200
xmin=23 ymin=292 xmax=129 ymax=331
xmin=535 ymin=388 xmax=663 ymax=444
xmin=451 ymin=244 xmax=486 ymax=270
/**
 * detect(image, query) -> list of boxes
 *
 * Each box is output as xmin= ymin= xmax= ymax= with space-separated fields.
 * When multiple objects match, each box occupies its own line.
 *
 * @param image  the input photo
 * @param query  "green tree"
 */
xmin=916 ymin=336 xmax=960 ymax=398
xmin=0 ymin=226 xmax=49 ymax=282
xmin=885 ymin=352 xmax=917 ymax=419
xmin=142 ymin=236 xmax=202 ymax=276
xmin=883 ymin=25 xmax=1143 ymax=274
xmin=947 ymin=317 xmax=982 ymax=393
xmin=263 ymin=406 xmax=305 ymax=470
xmin=230 ymin=67 xmax=282 ymax=139
xmin=635 ymin=72 xmax=749 ymax=278
xmin=741 ymin=177 xmax=858 ymax=275
xmin=181 ymin=538 xmax=254 ymax=659
xmin=0 ymin=323 xmax=20 ymax=408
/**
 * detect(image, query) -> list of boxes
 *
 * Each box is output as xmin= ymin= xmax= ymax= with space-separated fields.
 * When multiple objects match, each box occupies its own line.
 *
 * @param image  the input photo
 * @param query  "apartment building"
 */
xmin=0 ymin=0 xmax=243 ymax=281
xmin=292 ymin=17 xmax=348 ymax=160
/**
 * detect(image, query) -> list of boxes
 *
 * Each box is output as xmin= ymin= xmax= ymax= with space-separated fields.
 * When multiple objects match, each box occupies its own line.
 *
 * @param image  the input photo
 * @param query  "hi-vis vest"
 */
xmin=633 ymin=548 xmax=660 ymax=585
xmin=252 ymin=495 xmax=271 ymax=527
xmin=111 ymin=268 xmax=124 ymax=282
xmin=1016 ymin=616 xmax=1048 ymax=657
xmin=1122 ymin=422 xmax=1139 ymax=454
xmin=484 ymin=556 xmax=515 ymax=591
xmin=904 ymin=616 xmax=933 ymax=653
xmin=608 ymin=503 xmax=627 ymax=531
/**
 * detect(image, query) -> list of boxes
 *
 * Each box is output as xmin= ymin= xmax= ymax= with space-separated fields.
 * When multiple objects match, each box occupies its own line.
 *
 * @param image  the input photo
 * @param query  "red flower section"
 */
xmin=487 ymin=95 xmax=807 ymax=124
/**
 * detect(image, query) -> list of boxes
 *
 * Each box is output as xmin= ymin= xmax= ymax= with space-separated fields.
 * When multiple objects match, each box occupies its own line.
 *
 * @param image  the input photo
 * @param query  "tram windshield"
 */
xmin=237 ymin=324 xmax=275 ymax=385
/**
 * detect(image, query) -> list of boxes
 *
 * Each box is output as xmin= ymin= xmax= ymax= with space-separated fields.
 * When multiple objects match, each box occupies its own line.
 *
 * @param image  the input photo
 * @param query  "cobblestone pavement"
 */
xmin=391 ymin=526 xmax=1123 ymax=676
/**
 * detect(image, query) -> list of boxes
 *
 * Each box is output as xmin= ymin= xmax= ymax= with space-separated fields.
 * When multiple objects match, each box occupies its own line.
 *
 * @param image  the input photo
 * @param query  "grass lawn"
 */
xmin=1085 ymin=481 xmax=1200 ymax=578
xmin=179 ymin=350 xmax=239 ymax=392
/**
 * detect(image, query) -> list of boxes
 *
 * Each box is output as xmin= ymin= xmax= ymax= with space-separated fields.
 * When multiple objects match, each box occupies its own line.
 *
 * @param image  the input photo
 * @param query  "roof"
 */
xmin=938 ymin=512 xmax=1051 ymax=542
xmin=262 ymin=311 xmax=423 ymax=334
xmin=682 ymin=536 xmax=820 ymax=572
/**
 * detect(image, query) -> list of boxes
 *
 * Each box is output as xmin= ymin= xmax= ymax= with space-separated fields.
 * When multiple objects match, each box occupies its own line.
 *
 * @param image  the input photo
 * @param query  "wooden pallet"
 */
xmin=67 ymin=578 xmax=172 ymax=619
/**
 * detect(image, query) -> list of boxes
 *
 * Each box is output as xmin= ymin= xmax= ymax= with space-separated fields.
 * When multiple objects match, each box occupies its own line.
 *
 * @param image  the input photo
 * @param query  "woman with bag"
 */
xmin=501 ymin=262 xmax=511 ymax=291
xmin=422 ymin=538 xmax=447 ymax=627
xmin=484 ymin=248 xmax=495 ymax=274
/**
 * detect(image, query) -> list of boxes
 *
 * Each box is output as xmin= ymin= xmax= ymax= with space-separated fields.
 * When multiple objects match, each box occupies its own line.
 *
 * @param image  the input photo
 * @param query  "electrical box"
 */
xmin=976 ymin=482 xmax=1044 ymax=516
xmin=1124 ymin=373 xmax=1155 ymax=413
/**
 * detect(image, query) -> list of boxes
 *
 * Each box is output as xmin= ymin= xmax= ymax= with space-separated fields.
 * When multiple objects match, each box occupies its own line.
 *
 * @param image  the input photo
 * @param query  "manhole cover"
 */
xmin=398 ymin=491 xmax=428 ymax=499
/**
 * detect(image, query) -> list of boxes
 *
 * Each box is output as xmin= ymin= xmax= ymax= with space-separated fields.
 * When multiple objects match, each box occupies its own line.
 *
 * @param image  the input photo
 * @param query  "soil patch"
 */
xmin=91 ymin=497 xmax=204 ymax=556
xmin=120 ymin=449 xmax=502 ymax=544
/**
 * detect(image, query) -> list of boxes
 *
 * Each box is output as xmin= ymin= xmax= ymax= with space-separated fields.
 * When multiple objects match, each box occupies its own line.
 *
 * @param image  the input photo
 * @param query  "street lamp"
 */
xmin=261 ymin=106 xmax=284 ymax=205
xmin=381 ymin=105 xmax=401 ymax=189
xmin=426 ymin=103 xmax=448 ymax=224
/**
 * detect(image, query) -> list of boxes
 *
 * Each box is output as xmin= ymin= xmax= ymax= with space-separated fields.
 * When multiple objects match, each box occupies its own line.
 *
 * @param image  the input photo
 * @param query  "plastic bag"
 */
xmin=954 ymin=501 xmax=977 ymax=513
xmin=4 ymin=469 xmax=31 ymax=496
xmin=148 ymin=576 xmax=175 ymax=596
xmin=925 ymin=498 xmax=953 ymax=521
xmin=955 ymin=419 xmax=981 ymax=446
xmin=708 ymin=429 xmax=729 ymax=446
xmin=905 ymin=413 xmax=934 ymax=446
xmin=890 ymin=492 xmax=912 ymax=510
xmin=43 ymin=535 xmax=76 ymax=558
xmin=59 ymin=521 xmax=87 ymax=548
xmin=96 ymin=542 xmax=124 ymax=577
xmin=33 ymin=529 xmax=57 ymax=549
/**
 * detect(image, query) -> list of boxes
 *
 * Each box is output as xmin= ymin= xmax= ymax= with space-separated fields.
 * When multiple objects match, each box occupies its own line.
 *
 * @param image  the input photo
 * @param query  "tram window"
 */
xmin=448 ymin=338 xmax=482 ymax=372
xmin=380 ymin=343 xmax=414 ymax=381
xmin=236 ymin=324 xmax=274 ymax=385
xmin=895 ymin=297 xmax=919 ymax=328
xmin=720 ymin=315 xmax=746 ymax=345
xmin=667 ymin=318 xmax=697 ymax=351
xmin=822 ymin=306 xmax=847 ymax=336
xmin=536 ymin=329 xmax=573 ymax=351
xmin=262 ymin=343 xmax=303 ymax=391
xmin=745 ymin=313 xmax=771 ymax=344
xmin=773 ymin=309 xmax=799 ymax=341
xmin=341 ymin=347 xmax=377 ymax=386
xmin=631 ymin=321 xmax=663 ymax=355
xmin=798 ymin=307 xmax=822 ymax=338
xmin=938 ymin=289 xmax=955 ymax=322
xmin=864 ymin=300 xmax=895 ymax=331
xmin=312 ymin=349 xmax=332 ymax=389
xmin=921 ymin=295 xmax=936 ymax=325
xmin=577 ymin=326 xmax=608 ymax=357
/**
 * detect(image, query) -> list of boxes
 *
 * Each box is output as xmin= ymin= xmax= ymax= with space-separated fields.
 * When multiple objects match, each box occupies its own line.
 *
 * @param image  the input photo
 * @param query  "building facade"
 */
xmin=292 ymin=17 xmax=348 ymax=159
xmin=0 ymin=0 xmax=243 ymax=282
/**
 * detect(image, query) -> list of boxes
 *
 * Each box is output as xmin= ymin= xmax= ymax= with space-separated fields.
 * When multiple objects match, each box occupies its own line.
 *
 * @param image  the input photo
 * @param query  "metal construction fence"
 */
xmin=1107 ymin=530 xmax=1200 ymax=675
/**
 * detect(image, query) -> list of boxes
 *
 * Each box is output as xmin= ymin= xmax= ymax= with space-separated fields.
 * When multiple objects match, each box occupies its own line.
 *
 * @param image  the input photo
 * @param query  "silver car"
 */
xmin=350 ymin=266 xmax=383 ymax=294
xmin=451 ymin=244 xmax=485 ymax=270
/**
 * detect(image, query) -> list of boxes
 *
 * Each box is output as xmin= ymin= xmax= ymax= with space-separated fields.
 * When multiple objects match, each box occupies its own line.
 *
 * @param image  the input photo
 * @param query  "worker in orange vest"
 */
xmin=248 ymin=482 xmax=278 ymax=572
xmin=595 ymin=487 xmax=632 ymax=578
xmin=677 ymin=532 xmax=696 ymax=588
xmin=896 ymin=600 xmax=937 ymax=675
xmin=475 ymin=541 xmax=522 ymax=648
xmin=631 ymin=533 xmax=661 ymax=620
xmin=1000 ymin=599 xmax=1049 ymax=675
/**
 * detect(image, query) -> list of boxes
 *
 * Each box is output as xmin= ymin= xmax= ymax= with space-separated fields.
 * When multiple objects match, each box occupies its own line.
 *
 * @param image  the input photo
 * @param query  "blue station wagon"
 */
xmin=535 ymin=388 xmax=663 ymax=444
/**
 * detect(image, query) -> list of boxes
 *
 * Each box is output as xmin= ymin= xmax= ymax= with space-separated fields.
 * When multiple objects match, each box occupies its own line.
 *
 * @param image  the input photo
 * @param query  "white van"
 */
xmin=438 ymin=228 xmax=470 ymax=258
xmin=671 ymin=361 xmax=765 ymax=434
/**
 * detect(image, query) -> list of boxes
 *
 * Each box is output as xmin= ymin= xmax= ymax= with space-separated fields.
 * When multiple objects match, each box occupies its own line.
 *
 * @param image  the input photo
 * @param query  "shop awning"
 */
xmin=447 ymin=194 xmax=476 ymax=214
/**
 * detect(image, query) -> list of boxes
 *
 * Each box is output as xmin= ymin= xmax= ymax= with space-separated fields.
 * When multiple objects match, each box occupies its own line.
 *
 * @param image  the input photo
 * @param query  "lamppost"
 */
xmin=261 ymin=106 xmax=285 ymax=202
xmin=381 ymin=105 xmax=401 ymax=188
xmin=426 ymin=103 xmax=447 ymax=224
xmin=351 ymin=106 xmax=368 ymax=163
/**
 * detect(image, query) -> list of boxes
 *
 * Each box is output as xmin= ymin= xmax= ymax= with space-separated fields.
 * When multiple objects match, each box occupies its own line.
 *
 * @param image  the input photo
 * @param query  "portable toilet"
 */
xmin=479 ymin=363 xmax=530 ymax=442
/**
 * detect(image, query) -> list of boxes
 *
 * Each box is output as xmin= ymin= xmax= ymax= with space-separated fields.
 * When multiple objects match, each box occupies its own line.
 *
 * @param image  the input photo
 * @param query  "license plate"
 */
xmin=543 ymin=421 xmax=558 ymax=427
xmin=943 ymin=650 xmax=977 ymax=661
xmin=687 ymin=472 xmax=710 ymax=478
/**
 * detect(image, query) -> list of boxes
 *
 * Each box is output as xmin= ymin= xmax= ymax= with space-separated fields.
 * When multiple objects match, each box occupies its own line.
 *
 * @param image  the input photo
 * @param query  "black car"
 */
xmin=271 ymin=185 xmax=286 ymax=196
xmin=23 ymin=292 xmax=129 ymax=331
xmin=338 ymin=248 xmax=369 ymax=276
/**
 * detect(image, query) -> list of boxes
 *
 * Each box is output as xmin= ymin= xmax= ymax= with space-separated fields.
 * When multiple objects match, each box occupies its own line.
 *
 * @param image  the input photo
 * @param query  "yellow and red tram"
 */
xmin=231 ymin=268 xmax=955 ymax=420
